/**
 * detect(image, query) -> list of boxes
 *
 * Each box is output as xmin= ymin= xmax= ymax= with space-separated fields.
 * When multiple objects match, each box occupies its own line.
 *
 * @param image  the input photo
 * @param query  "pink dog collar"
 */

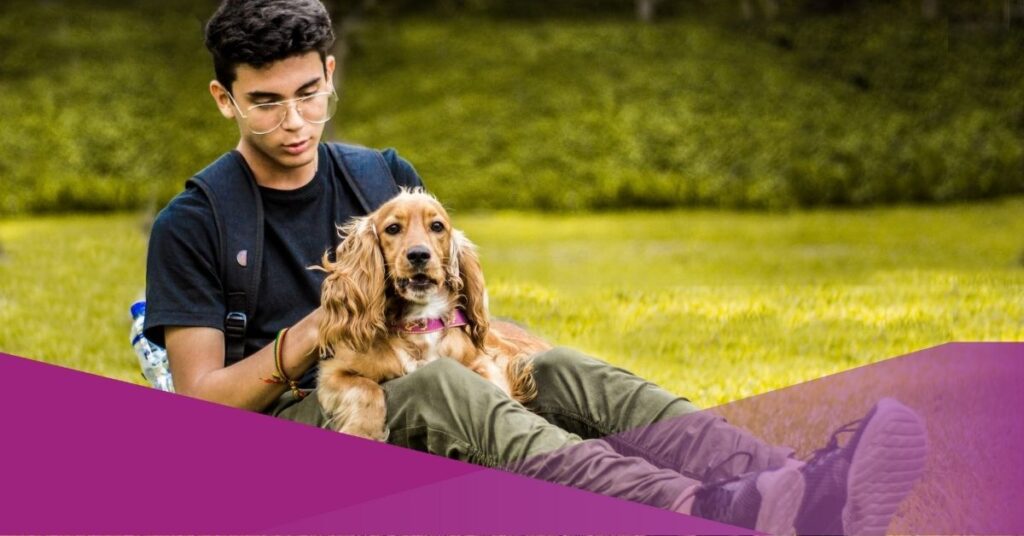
xmin=396 ymin=309 xmax=468 ymax=334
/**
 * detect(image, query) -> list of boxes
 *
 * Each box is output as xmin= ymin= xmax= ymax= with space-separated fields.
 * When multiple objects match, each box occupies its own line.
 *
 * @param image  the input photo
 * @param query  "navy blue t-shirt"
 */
xmin=144 ymin=143 xmax=423 ymax=388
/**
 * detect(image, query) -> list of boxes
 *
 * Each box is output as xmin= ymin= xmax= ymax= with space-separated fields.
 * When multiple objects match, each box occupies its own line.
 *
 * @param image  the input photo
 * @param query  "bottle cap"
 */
xmin=130 ymin=300 xmax=147 ymax=319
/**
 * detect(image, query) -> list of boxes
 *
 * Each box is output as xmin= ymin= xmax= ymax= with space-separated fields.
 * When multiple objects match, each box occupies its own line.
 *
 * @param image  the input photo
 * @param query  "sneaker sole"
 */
xmin=842 ymin=397 xmax=928 ymax=535
xmin=755 ymin=466 xmax=805 ymax=535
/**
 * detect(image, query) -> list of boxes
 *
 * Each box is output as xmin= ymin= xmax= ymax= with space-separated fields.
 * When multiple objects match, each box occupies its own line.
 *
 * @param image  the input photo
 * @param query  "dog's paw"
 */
xmin=341 ymin=421 xmax=389 ymax=442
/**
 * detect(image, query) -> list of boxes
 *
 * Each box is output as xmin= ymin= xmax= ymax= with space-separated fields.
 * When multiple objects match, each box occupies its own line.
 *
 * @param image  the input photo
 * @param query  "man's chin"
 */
xmin=281 ymin=137 xmax=317 ymax=157
xmin=274 ymin=143 xmax=319 ymax=168
xmin=241 ymin=135 xmax=321 ymax=171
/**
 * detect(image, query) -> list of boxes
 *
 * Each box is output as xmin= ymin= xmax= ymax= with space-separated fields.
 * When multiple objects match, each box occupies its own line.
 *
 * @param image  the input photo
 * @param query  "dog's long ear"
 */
xmin=316 ymin=217 xmax=387 ymax=354
xmin=449 ymin=229 xmax=489 ymax=350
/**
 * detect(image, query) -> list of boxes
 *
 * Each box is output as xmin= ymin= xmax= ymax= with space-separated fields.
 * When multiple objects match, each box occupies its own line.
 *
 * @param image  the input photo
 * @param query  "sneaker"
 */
xmin=689 ymin=465 xmax=806 ymax=535
xmin=794 ymin=397 xmax=928 ymax=535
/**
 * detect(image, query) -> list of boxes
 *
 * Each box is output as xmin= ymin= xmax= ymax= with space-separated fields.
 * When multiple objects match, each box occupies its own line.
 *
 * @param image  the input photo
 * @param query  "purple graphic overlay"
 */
xmin=2 ymin=343 xmax=1020 ymax=534
xmin=0 ymin=351 xmax=734 ymax=534
xmin=509 ymin=343 xmax=1024 ymax=535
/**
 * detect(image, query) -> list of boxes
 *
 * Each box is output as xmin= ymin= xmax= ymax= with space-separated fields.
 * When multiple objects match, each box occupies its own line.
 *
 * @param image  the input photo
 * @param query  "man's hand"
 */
xmin=166 ymin=307 xmax=323 ymax=411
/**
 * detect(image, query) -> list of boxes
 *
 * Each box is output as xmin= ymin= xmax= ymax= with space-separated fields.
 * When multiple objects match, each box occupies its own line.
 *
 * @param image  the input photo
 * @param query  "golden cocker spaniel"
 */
xmin=315 ymin=189 xmax=550 ymax=440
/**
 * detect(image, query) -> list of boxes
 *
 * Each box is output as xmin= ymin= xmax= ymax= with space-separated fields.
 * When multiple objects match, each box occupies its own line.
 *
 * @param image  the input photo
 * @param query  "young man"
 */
xmin=144 ymin=1 xmax=927 ymax=533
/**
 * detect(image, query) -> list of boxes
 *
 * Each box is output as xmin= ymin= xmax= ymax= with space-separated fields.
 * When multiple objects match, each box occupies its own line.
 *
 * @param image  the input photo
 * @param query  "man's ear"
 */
xmin=209 ymin=80 xmax=236 ymax=119
xmin=324 ymin=55 xmax=336 ymax=85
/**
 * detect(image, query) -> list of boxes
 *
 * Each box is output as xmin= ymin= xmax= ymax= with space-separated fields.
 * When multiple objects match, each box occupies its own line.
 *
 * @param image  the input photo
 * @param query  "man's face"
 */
xmin=214 ymin=51 xmax=335 ymax=174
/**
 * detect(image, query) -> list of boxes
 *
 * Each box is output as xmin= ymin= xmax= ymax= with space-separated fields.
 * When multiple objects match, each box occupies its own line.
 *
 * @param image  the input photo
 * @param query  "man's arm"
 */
xmin=166 ymin=307 xmax=323 ymax=412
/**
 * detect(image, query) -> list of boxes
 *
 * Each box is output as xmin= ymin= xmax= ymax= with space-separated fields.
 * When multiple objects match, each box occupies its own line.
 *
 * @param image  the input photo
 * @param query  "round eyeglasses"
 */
xmin=226 ymin=88 xmax=339 ymax=135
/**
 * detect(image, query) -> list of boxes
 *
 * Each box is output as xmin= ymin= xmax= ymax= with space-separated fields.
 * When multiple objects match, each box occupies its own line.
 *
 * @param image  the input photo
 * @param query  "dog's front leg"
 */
xmin=317 ymin=367 xmax=389 ymax=441
xmin=469 ymin=357 xmax=513 ymax=398
xmin=437 ymin=331 xmax=509 ymax=396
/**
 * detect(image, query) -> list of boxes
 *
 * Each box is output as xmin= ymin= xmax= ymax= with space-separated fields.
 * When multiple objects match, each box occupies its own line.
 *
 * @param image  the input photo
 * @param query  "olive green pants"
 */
xmin=270 ymin=347 xmax=792 ymax=510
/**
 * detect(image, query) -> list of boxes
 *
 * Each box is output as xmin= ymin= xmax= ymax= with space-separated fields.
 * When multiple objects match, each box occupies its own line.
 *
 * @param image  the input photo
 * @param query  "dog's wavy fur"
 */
xmin=314 ymin=189 xmax=549 ymax=440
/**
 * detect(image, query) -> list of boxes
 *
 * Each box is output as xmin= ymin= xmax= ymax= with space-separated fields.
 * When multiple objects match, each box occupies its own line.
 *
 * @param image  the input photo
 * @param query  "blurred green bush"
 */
xmin=340 ymin=11 xmax=1024 ymax=210
xmin=0 ymin=1 xmax=233 ymax=215
xmin=1 ymin=0 xmax=1021 ymax=214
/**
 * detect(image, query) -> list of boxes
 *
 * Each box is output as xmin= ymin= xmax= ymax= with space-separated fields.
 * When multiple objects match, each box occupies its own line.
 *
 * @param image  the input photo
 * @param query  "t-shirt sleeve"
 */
xmin=381 ymin=147 xmax=426 ymax=190
xmin=143 ymin=188 xmax=226 ymax=347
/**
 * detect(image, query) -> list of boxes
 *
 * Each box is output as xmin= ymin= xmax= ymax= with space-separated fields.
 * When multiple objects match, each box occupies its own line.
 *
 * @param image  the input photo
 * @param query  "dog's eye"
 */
xmin=430 ymin=221 xmax=445 ymax=233
xmin=384 ymin=223 xmax=401 ymax=235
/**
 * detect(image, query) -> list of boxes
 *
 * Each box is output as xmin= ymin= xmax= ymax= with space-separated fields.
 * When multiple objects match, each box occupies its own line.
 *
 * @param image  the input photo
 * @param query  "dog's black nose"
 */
xmin=406 ymin=246 xmax=431 ymax=265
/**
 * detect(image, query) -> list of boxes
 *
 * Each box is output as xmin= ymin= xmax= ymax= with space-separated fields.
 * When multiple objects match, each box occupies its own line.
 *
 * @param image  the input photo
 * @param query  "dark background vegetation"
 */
xmin=1 ymin=0 xmax=1022 ymax=213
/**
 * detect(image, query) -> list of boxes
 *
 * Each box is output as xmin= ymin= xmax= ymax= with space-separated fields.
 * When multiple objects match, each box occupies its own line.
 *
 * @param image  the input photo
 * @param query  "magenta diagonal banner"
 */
xmin=1 ymin=343 xmax=1022 ymax=534
xmin=0 ymin=351 xmax=733 ymax=534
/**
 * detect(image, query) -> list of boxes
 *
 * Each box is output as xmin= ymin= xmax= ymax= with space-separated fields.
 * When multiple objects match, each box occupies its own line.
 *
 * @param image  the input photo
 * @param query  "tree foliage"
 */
xmin=0 ymin=0 xmax=1021 ymax=214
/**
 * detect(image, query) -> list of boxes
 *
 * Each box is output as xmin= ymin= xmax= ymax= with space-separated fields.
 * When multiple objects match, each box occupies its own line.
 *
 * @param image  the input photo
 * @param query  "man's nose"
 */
xmin=406 ymin=245 xmax=431 ymax=266
xmin=281 ymin=101 xmax=304 ymax=130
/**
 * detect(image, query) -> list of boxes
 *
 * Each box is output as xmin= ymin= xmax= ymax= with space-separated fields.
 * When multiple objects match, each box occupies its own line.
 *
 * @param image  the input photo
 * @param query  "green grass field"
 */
xmin=1 ymin=199 xmax=1021 ymax=407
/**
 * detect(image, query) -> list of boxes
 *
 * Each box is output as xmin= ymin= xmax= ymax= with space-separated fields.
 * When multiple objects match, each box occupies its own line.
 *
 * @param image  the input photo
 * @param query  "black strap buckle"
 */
xmin=225 ymin=311 xmax=247 ymax=338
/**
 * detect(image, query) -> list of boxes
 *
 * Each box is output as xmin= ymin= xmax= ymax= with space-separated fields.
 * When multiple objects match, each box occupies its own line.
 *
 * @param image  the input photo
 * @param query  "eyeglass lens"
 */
xmin=247 ymin=93 xmax=338 ymax=134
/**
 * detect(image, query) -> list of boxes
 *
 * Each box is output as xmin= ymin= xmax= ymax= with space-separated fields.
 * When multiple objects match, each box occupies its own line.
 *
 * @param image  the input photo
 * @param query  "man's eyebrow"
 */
xmin=246 ymin=90 xmax=284 ymax=101
xmin=296 ymin=77 xmax=323 ymax=93
xmin=245 ymin=77 xmax=324 ymax=101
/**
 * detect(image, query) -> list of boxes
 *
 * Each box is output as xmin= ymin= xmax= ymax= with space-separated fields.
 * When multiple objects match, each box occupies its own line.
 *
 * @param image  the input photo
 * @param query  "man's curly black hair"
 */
xmin=204 ymin=0 xmax=336 ymax=92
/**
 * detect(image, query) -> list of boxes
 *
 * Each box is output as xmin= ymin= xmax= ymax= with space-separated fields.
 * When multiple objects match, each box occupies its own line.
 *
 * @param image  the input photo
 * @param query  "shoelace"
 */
xmin=804 ymin=417 xmax=863 ymax=467
xmin=677 ymin=450 xmax=757 ymax=511
xmin=704 ymin=450 xmax=756 ymax=482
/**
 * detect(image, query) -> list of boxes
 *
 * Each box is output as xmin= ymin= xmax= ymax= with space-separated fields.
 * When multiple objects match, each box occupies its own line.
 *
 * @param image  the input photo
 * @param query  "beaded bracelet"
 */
xmin=262 ymin=328 xmax=306 ymax=399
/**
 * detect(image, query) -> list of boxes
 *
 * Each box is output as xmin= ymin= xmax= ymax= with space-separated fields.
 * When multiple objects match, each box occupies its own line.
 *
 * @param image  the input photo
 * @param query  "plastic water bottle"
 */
xmin=130 ymin=300 xmax=174 ymax=392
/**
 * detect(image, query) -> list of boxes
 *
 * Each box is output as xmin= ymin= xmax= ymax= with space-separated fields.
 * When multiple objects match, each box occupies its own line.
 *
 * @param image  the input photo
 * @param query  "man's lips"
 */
xmin=282 ymin=139 xmax=310 ymax=155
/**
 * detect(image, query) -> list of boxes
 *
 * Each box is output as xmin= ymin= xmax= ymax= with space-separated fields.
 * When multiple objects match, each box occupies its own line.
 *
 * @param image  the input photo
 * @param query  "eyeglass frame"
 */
xmin=224 ymin=86 xmax=339 ymax=135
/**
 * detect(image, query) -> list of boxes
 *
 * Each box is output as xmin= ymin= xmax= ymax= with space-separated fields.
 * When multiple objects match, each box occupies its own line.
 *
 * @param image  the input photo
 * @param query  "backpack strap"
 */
xmin=182 ymin=144 xmax=400 ymax=364
xmin=185 ymin=151 xmax=264 ymax=363
xmin=327 ymin=142 xmax=400 ymax=213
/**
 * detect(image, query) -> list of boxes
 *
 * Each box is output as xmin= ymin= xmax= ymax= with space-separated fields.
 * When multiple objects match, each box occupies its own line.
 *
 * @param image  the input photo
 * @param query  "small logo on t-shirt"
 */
xmin=236 ymin=249 xmax=248 ymax=267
